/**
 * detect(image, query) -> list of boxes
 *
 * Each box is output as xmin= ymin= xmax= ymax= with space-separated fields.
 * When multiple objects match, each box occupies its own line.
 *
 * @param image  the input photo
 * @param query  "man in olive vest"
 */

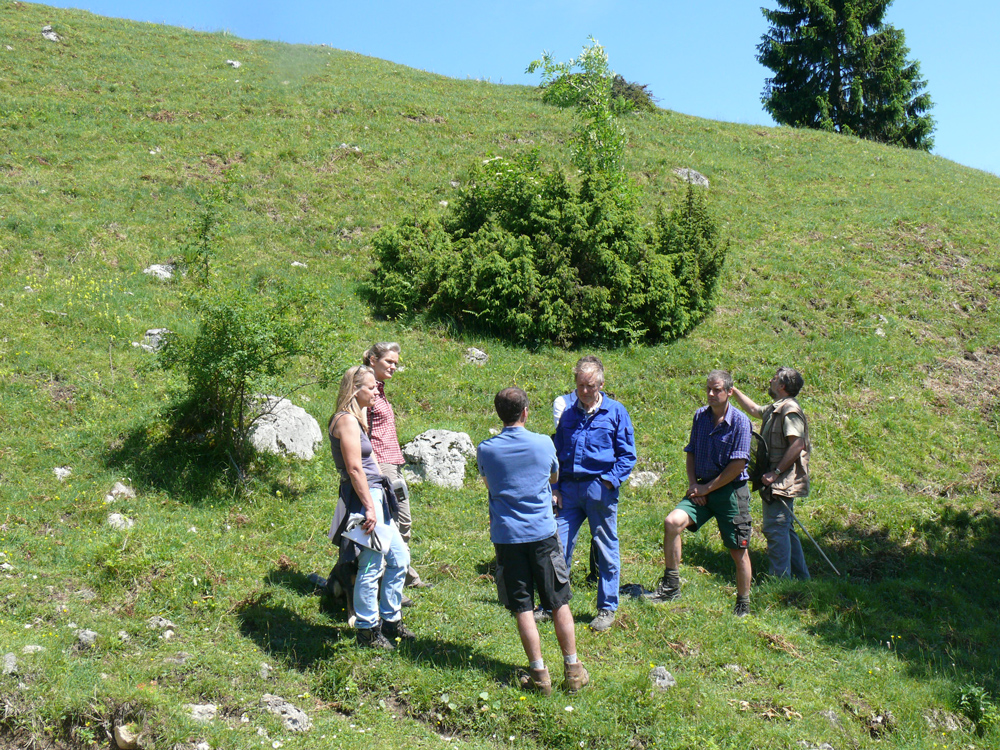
xmin=732 ymin=368 xmax=811 ymax=580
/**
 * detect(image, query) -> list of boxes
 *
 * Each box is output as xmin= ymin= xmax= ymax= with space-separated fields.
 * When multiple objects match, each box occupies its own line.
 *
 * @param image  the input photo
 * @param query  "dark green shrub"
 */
xmin=365 ymin=154 xmax=725 ymax=348
xmin=611 ymin=75 xmax=657 ymax=112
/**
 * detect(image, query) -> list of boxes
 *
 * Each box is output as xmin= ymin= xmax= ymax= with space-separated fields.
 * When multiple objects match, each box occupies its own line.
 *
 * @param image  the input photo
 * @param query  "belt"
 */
xmin=561 ymin=473 xmax=602 ymax=483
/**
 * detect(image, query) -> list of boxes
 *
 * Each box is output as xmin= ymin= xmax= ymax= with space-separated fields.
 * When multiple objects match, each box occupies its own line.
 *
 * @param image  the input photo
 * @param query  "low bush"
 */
xmin=159 ymin=279 xmax=318 ymax=476
xmin=365 ymin=153 xmax=725 ymax=347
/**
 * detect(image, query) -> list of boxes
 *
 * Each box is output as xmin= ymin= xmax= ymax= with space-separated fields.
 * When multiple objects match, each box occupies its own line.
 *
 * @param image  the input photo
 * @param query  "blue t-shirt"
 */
xmin=477 ymin=426 xmax=560 ymax=545
xmin=684 ymin=403 xmax=751 ymax=483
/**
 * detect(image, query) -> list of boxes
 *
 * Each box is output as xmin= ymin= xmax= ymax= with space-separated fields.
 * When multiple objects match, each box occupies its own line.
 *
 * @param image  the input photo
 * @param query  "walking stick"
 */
xmin=777 ymin=497 xmax=841 ymax=577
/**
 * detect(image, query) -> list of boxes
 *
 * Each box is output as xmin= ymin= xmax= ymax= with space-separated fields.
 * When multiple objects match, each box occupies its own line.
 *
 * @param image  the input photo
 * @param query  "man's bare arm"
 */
xmin=730 ymin=386 xmax=763 ymax=418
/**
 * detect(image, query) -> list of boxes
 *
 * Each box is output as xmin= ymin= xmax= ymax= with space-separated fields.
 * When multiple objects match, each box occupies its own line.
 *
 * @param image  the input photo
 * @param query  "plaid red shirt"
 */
xmin=367 ymin=381 xmax=405 ymax=465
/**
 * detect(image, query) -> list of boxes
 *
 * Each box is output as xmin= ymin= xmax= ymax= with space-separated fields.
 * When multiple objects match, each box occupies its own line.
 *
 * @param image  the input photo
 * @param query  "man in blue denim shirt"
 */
xmin=647 ymin=370 xmax=754 ymax=616
xmin=553 ymin=356 xmax=637 ymax=632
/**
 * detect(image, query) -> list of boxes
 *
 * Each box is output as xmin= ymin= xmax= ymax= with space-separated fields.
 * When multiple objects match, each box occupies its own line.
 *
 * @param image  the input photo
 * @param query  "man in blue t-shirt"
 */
xmin=647 ymin=370 xmax=754 ymax=617
xmin=477 ymin=387 xmax=590 ymax=696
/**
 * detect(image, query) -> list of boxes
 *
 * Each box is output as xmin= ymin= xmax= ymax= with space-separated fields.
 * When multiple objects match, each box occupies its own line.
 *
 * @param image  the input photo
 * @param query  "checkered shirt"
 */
xmin=367 ymin=380 xmax=405 ymax=465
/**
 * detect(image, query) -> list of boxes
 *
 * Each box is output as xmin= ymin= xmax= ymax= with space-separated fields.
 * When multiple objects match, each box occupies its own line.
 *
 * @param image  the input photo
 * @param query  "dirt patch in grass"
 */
xmin=923 ymin=347 xmax=1000 ymax=415
xmin=402 ymin=114 xmax=446 ymax=124
xmin=757 ymin=630 xmax=801 ymax=657
xmin=842 ymin=695 xmax=897 ymax=738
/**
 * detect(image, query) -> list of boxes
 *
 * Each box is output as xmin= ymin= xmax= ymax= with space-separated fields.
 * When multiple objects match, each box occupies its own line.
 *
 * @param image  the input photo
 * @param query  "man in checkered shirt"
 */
xmin=647 ymin=370 xmax=754 ymax=617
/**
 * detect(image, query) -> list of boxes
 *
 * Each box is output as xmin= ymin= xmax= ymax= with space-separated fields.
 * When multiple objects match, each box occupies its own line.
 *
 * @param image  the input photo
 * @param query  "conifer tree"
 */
xmin=757 ymin=0 xmax=934 ymax=150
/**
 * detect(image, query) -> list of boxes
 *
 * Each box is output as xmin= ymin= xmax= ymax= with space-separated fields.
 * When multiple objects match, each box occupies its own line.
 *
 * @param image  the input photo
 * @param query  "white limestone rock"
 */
xmin=260 ymin=694 xmax=312 ymax=732
xmin=248 ymin=396 xmax=323 ymax=460
xmin=402 ymin=429 xmax=476 ymax=489
xmin=672 ymin=167 xmax=709 ymax=188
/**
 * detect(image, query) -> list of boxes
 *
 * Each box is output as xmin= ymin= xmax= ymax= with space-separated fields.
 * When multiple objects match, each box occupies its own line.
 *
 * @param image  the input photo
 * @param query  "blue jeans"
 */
xmin=762 ymin=495 xmax=810 ymax=580
xmin=556 ymin=478 xmax=619 ymax=612
xmin=354 ymin=488 xmax=410 ymax=630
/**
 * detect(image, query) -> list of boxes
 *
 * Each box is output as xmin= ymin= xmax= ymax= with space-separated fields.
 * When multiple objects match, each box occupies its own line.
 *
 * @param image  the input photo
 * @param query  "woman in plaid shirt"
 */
xmin=364 ymin=342 xmax=431 ymax=589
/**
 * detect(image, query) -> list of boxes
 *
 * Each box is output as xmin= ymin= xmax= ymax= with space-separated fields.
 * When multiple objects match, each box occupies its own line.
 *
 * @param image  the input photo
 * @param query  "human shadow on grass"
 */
xmin=235 ymin=591 xmax=345 ymax=670
xmin=678 ymin=504 xmax=1000 ymax=693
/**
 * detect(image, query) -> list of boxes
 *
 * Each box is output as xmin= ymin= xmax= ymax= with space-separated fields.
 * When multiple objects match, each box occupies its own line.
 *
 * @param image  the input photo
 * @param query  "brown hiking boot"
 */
xmin=518 ymin=667 xmax=553 ymax=696
xmin=562 ymin=661 xmax=590 ymax=693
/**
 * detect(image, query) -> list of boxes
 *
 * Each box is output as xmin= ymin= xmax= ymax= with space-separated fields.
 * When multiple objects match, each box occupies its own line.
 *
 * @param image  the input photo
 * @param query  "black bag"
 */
xmin=747 ymin=431 xmax=769 ymax=492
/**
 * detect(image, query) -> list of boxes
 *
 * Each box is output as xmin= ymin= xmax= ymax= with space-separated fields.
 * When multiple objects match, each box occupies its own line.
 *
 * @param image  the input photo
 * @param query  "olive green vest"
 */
xmin=761 ymin=398 xmax=810 ymax=497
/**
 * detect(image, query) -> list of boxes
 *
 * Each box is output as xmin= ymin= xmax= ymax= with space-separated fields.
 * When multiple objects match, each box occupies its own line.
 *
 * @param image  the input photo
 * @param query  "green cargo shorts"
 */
xmin=674 ymin=481 xmax=752 ymax=550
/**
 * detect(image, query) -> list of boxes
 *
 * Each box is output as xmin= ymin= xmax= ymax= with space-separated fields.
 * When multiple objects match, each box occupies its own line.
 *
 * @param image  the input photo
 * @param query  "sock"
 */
xmin=529 ymin=659 xmax=545 ymax=670
xmin=736 ymin=594 xmax=750 ymax=605
xmin=563 ymin=653 xmax=578 ymax=665
xmin=662 ymin=567 xmax=679 ymax=584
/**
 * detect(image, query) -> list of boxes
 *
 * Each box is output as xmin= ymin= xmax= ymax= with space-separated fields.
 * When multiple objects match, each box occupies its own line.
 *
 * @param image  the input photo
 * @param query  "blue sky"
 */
xmin=37 ymin=1 xmax=1000 ymax=176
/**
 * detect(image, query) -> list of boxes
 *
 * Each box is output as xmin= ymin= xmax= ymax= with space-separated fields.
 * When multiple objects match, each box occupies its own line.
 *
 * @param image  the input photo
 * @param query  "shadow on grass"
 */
xmin=104 ymin=417 xmax=237 ymax=506
xmin=235 ymin=593 xmax=345 ymax=670
xmin=681 ymin=501 xmax=1000 ymax=693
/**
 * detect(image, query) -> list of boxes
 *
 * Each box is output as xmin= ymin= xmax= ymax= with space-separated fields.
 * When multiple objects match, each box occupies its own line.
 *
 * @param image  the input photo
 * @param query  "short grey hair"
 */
xmin=573 ymin=355 xmax=604 ymax=385
xmin=774 ymin=367 xmax=804 ymax=397
xmin=706 ymin=369 xmax=733 ymax=390
xmin=362 ymin=341 xmax=401 ymax=366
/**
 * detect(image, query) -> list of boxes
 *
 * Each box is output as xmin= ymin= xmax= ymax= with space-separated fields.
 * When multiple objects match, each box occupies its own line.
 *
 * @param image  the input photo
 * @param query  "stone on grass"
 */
xmin=184 ymin=704 xmax=217 ymax=723
xmin=22 ymin=645 xmax=45 ymax=654
xmin=42 ymin=26 xmax=61 ymax=42
xmin=132 ymin=328 xmax=171 ymax=353
xmin=259 ymin=662 xmax=273 ymax=680
xmin=672 ymin=167 xmax=709 ymax=188
xmin=147 ymin=615 xmax=176 ymax=630
xmin=108 ymin=513 xmax=135 ymax=531
xmin=195 ymin=743 xmax=211 ymax=750
xmin=465 ymin=347 xmax=488 ymax=365
xmin=76 ymin=629 xmax=99 ymax=649
xmin=650 ymin=666 xmax=676 ymax=690
xmin=402 ymin=430 xmax=476 ymax=489
xmin=143 ymin=263 xmax=176 ymax=280
xmin=248 ymin=396 xmax=323 ymax=460
xmin=105 ymin=481 xmax=136 ymax=503
xmin=290 ymin=261 xmax=307 ymax=268
xmin=628 ymin=471 xmax=660 ymax=489
xmin=164 ymin=652 xmax=192 ymax=665
xmin=118 ymin=631 xmax=130 ymax=642
xmin=0 ymin=562 xmax=13 ymax=572
xmin=2 ymin=653 xmax=16 ymax=675
xmin=260 ymin=694 xmax=312 ymax=732
xmin=226 ymin=59 xmax=241 ymax=68
xmin=114 ymin=724 xmax=139 ymax=750
xmin=53 ymin=466 xmax=72 ymax=481
xmin=922 ymin=708 xmax=967 ymax=732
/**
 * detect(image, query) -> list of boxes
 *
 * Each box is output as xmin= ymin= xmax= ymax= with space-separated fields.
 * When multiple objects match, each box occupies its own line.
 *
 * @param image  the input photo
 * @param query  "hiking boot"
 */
xmin=562 ymin=661 xmax=590 ymax=693
xmin=356 ymin=625 xmax=394 ymax=650
xmin=733 ymin=596 xmax=750 ymax=618
xmin=519 ymin=667 xmax=552 ymax=696
xmin=644 ymin=577 xmax=681 ymax=604
xmin=533 ymin=607 xmax=552 ymax=624
xmin=401 ymin=594 xmax=414 ymax=608
xmin=590 ymin=609 xmax=615 ymax=632
xmin=382 ymin=618 xmax=416 ymax=642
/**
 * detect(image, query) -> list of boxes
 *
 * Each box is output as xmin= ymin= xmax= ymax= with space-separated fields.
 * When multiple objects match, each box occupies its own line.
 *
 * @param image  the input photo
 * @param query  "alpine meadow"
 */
xmin=3 ymin=3 xmax=1000 ymax=750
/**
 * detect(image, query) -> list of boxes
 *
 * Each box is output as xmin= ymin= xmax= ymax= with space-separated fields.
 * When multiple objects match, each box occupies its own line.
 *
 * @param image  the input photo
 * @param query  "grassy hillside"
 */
xmin=3 ymin=2 xmax=1000 ymax=749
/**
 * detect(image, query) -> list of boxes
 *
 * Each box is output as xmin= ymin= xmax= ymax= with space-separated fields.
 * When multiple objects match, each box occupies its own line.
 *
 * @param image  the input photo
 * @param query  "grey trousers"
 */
xmin=380 ymin=462 xmax=422 ymax=585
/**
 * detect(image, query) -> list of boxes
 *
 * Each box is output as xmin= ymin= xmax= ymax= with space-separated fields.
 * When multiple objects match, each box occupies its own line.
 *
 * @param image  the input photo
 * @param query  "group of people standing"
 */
xmin=326 ymin=345 xmax=812 ymax=695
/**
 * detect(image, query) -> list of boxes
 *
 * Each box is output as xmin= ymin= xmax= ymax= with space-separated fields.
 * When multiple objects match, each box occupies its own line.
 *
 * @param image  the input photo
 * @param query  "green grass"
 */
xmin=2 ymin=2 xmax=1000 ymax=748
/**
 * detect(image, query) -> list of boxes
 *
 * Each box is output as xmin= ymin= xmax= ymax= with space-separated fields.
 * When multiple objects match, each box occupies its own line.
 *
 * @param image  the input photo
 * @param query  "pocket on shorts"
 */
xmin=550 ymin=546 xmax=570 ymax=586
xmin=732 ymin=513 xmax=752 ymax=549
xmin=495 ymin=560 xmax=509 ymax=608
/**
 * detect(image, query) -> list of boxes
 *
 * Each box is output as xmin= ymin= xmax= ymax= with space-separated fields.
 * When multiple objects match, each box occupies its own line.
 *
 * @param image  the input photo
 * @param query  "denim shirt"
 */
xmin=554 ymin=395 xmax=637 ymax=490
xmin=684 ymin=404 xmax=751 ymax=483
